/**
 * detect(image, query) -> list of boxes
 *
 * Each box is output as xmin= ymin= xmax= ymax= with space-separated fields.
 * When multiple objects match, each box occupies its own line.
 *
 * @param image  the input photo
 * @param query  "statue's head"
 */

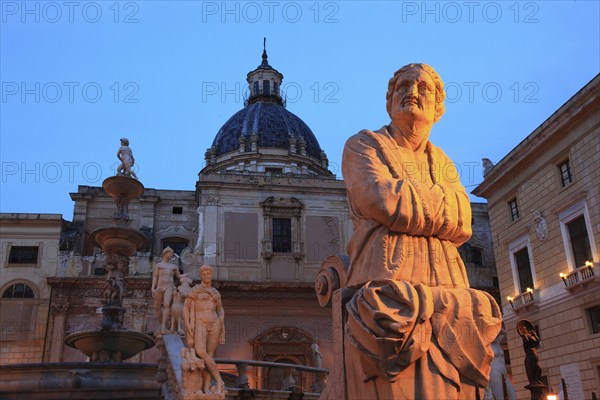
xmin=120 ymin=137 xmax=129 ymax=146
xmin=199 ymin=264 xmax=214 ymax=283
xmin=163 ymin=246 xmax=174 ymax=259
xmin=386 ymin=63 xmax=446 ymax=124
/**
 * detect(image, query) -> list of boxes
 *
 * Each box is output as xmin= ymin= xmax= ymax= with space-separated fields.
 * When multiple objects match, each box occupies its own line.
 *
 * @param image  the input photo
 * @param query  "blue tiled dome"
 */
xmin=211 ymin=102 xmax=322 ymax=159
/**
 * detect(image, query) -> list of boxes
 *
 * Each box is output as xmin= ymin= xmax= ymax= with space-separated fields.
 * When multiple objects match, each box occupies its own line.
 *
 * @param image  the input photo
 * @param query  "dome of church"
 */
xmin=202 ymin=41 xmax=330 ymax=176
xmin=211 ymin=102 xmax=322 ymax=160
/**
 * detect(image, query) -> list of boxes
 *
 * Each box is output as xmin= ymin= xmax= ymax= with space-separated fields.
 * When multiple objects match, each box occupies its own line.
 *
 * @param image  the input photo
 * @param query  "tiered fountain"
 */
xmin=65 ymin=139 xmax=154 ymax=362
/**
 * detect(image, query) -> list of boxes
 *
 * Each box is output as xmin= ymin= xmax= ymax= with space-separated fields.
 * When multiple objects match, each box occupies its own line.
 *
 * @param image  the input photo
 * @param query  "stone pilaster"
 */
xmin=47 ymin=302 xmax=69 ymax=362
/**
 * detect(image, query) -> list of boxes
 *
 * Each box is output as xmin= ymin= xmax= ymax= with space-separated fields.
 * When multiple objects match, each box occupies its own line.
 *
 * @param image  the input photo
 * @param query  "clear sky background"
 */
xmin=1 ymin=0 xmax=599 ymax=220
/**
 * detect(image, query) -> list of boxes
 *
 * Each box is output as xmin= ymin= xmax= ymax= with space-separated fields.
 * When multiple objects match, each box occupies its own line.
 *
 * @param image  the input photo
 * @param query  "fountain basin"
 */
xmin=65 ymin=330 xmax=155 ymax=361
xmin=102 ymin=175 xmax=144 ymax=199
xmin=90 ymin=226 xmax=149 ymax=256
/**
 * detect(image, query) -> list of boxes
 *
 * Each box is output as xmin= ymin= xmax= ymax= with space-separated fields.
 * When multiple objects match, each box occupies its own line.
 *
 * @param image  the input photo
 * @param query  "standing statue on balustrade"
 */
xmin=183 ymin=264 xmax=225 ymax=398
xmin=152 ymin=247 xmax=181 ymax=334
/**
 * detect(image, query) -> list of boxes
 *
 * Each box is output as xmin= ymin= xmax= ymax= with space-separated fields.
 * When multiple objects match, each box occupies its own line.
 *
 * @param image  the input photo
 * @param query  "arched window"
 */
xmin=161 ymin=237 xmax=189 ymax=257
xmin=160 ymin=237 xmax=190 ymax=268
xmin=2 ymin=283 xmax=35 ymax=298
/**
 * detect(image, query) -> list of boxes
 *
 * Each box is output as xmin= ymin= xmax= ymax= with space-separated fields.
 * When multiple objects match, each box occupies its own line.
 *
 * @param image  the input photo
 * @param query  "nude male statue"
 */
xmin=116 ymin=137 xmax=138 ymax=179
xmin=152 ymin=247 xmax=181 ymax=333
xmin=183 ymin=264 xmax=225 ymax=395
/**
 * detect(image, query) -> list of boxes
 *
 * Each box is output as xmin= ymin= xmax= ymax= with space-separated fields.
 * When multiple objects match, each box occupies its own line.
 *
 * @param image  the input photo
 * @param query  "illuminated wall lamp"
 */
xmin=507 ymin=296 xmax=514 ymax=309
xmin=546 ymin=393 xmax=558 ymax=400
xmin=585 ymin=260 xmax=593 ymax=268
xmin=559 ymin=272 xmax=568 ymax=287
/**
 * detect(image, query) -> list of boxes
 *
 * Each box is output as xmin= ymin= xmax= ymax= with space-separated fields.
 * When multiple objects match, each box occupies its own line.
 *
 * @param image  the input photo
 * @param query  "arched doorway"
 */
xmin=251 ymin=326 xmax=314 ymax=390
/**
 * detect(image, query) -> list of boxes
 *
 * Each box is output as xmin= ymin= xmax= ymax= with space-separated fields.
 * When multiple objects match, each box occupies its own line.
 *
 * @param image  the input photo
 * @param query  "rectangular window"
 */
xmin=558 ymin=200 xmax=597 ymax=271
xmin=172 ymin=207 xmax=183 ymax=214
xmin=471 ymin=247 xmax=483 ymax=266
xmin=567 ymin=215 xmax=592 ymax=268
xmin=265 ymin=167 xmax=283 ymax=175
xmin=272 ymin=218 xmax=291 ymax=253
xmin=559 ymin=160 xmax=572 ymax=187
xmin=503 ymin=349 xmax=511 ymax=365
xmin=263 ymin=80 xmax=270 ymax=95
xmin=514 ymin=247 xmax=534 ymax=293
xmin=458 ymin=244 xmax=484 ymax=266
xmin=586 ymin=305 xmax=600 ymax=334
xmin=509 ymin=198 xmax=520 ymax=221
xmin=8 ymin=246 xmax=39 ymax=264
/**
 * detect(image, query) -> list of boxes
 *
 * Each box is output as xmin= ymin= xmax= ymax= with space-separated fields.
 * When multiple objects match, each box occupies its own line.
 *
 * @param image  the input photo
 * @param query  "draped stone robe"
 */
xmin=340 ymin=127 xmax=502 ymax=399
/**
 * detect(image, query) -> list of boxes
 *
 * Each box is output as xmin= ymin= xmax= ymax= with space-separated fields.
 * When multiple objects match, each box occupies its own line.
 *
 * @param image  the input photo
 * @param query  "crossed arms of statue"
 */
xmin=342 ymin=130 xmax=471 ymax=246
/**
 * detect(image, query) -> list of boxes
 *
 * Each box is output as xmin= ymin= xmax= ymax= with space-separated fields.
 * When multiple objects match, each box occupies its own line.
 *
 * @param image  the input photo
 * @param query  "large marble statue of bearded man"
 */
xmin=340 ymin=64 xmax=502 ymax=399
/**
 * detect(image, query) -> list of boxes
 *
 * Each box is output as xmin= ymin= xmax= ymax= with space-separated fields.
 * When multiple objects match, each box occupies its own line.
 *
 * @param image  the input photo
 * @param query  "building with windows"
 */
xmin=473 ymin=74 xmax=600 ymax=398
xmin=0 ymin=213 xmax=63 ymax=364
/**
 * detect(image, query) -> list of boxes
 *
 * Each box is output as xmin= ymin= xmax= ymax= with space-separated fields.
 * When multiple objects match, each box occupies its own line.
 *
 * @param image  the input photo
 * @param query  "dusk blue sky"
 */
xmin=1 ymin=1 xmax=599 ymax=220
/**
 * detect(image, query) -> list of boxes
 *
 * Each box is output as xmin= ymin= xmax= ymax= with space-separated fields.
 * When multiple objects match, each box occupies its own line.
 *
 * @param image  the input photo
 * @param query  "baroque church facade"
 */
xmin=1 ymin=49 xmax=499 ymax=392
xmin=2 ymin=49 xmax=351 ymax=391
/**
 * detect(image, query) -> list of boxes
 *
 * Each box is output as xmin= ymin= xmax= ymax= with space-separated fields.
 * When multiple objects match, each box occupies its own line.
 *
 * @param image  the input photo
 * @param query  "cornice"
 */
xmin=47 ymin=277 xmax=151 ymax=289
xmin=47 ymin=277 xmax=316 ymax=293
xmin=473 ymin=75 xmax=599 ymax=198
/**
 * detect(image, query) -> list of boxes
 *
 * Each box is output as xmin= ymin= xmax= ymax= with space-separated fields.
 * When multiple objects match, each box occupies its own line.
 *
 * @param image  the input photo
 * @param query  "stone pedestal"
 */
xmin=525 ymin=383 xmax=549 ymax=400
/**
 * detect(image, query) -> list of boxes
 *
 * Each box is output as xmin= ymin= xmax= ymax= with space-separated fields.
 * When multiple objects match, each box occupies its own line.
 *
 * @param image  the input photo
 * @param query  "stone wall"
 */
xmin=0 ymin=213 xmax=62 ymax=365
